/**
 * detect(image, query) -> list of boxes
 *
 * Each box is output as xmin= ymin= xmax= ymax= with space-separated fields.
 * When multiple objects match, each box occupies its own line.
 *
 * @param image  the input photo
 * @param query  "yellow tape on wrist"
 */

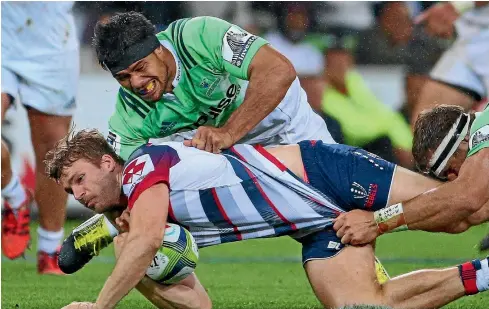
xmin=374 ymin=203 xmax=408 ymax=234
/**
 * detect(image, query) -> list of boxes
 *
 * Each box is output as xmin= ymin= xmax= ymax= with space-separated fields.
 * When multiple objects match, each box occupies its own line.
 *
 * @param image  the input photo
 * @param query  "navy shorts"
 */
xmin=296 ymin=140 xmax=396 ymax=264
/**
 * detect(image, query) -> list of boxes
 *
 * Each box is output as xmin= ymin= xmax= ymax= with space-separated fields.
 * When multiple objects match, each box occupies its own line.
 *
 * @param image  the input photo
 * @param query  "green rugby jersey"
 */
xmin=468 ymin=104 xmax=489 ymax=157
xmin=107 ymin=16 xmax=268 ymax=160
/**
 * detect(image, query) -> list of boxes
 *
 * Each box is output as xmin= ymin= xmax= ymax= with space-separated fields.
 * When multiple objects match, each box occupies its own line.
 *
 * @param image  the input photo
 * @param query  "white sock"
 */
xmin=37 ymin=227 xmax=64 ymax=254
xmin=1 ymin=175 xmax=26 ymax=209
xmin=103 ymin=216 xmax=119 ymax=238
xmin=476 ymin=258 xmax=489 ymax=292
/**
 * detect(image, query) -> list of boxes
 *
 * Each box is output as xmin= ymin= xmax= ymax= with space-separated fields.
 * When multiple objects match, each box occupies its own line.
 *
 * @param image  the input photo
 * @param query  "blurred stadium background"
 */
xmin=2 ymin=1 xmax=489 ymax=309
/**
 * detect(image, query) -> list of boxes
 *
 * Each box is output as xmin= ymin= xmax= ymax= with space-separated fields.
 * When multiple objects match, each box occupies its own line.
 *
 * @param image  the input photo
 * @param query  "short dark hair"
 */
xmin=93 ymin=11 xmax=155 ymax=71
xmin=45 ymin=128 xmax=125 ymax=182
xmin=412 ymin=105 xmax=466 ymax=172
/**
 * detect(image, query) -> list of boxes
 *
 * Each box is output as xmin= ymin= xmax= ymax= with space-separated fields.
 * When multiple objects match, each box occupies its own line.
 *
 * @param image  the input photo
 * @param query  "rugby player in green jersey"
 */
xmin=95 ymin=12 xmax=334 ymax=160
xmin=57 ymin=11 xmax=338 ymax=275
xmin=333 ymin=104 xmax=489 ymax=249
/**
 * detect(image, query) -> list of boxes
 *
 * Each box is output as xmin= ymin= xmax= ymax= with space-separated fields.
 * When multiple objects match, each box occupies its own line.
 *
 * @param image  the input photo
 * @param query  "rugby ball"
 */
xmin=146 ymin=223 xmax=199 ymax=284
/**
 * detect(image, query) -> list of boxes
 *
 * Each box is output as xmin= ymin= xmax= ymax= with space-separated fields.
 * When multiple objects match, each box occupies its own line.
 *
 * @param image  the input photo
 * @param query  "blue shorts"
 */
xmin=296 ymin=140 xmax=396 ymax=264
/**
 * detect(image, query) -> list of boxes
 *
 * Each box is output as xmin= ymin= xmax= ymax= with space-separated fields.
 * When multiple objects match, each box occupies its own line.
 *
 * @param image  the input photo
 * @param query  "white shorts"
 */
xmin=430 ymin=28 xmax=489 ymax=100
xmin=1 ymin=50 xmax=79 ymax=117
xmin=159 ymin=77 xmax=336 ymax=145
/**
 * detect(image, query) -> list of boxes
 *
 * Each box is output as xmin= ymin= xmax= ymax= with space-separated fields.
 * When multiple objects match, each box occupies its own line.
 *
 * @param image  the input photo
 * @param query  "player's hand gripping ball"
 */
xmin=115 ymin=223 xmax=199 ymax=284
xmin=148 ymin=223 xmax=199 ymax=284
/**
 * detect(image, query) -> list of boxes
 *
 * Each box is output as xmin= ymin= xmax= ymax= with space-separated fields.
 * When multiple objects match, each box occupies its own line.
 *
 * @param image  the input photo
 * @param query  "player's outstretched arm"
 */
xmin=94 ymin=183 xmax=169 ymax=309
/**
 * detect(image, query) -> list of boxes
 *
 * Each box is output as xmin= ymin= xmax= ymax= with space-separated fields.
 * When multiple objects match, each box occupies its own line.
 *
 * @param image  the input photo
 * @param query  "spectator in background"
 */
xmin=356 ymin=1 xmax=448 ymax=121
xmin=319 ymin=68 xmax=414 ymax=168
xmin=304 ymin=4 xmax=414 ymax=168
xmin=263 ymin=3 xmax=326 ymax=112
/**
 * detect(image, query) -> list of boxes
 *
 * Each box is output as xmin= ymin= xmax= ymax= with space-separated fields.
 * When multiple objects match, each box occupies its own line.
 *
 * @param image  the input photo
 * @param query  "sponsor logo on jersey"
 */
xmin=122 ymin=154 xmax=155 ymax=197
xmin=351 ymin=182 xmax=367 ymax=199
xmin=179 ymin=83 xmax=241 ymax=132
xmin=106 ymin=131 xmax=122 ymax=155
xmin=203 ymin=77 xmax=222 ymax=97
xmin=351 ymin=182 xmax=378 ymax=209
xmin=469 ymin=125 xmax=489 ymax=150
xmin=160 ymin=121 xmax=177 ymax=135
xmin=222 ymin=26 xmax=258 ymax=68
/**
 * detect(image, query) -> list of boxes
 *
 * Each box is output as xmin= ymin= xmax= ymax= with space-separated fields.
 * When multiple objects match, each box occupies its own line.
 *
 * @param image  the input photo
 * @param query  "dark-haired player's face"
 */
xmin=114 ymin=47 xmax=172 ymax=103
xmin=59 ymin=158 xmax=122 ymax=213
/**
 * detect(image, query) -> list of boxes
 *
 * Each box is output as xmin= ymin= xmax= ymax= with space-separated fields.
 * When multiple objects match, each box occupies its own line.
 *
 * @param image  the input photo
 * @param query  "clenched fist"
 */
xmin=183 ymin=126 xmax=234 ymax=154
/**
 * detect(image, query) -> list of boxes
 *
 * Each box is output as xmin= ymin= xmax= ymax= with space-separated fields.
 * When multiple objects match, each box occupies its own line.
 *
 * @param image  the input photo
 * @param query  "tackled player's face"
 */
xmin=114 ymin=47 xmax=172 ymax=103
xmin=60 ymin=157 xmax=122 ymax=213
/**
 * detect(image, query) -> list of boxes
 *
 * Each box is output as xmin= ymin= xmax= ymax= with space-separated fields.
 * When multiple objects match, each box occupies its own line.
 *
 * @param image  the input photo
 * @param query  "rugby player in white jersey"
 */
xmin=411 ymin=1 xmax=489 ymax=124
xmin=1 ymin=2 xmax=79 ymax=274
xmin=46 ymin=129 xmax=489 ymax=309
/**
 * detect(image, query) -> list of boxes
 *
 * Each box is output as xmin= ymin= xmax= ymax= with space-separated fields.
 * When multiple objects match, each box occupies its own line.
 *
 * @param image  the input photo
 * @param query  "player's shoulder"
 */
xmin=126 ymin=142 xmax=182 ymax=164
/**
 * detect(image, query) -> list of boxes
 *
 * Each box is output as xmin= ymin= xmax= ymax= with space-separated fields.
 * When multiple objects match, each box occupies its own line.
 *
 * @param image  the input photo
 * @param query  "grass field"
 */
xmin=2 ymin=221 xmax=489 ymax=309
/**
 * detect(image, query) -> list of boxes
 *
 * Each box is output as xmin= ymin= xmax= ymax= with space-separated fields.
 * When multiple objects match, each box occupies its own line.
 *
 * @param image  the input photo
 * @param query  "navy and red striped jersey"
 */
xmin=122 ymin=141 xmax=344 ymax=247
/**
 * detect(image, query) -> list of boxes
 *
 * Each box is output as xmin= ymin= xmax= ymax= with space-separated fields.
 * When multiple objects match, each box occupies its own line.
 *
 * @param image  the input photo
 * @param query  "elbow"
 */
xmin=280 ymin=58 xmax=297 ymax=86
xmin=267 ymin=56 xmax=296 ymax=87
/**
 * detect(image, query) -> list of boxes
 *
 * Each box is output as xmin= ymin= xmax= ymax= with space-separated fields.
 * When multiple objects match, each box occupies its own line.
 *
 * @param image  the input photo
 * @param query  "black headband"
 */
xmin=103 ymin=35 xmax=161 ymax=75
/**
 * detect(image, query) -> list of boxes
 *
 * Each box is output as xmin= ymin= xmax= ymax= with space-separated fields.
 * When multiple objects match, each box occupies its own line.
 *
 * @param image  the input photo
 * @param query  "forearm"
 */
xmin=136 ymin=275 xmax=209 ymax=309
xmin=403 ymin=181 xmax=479 ymax=232
xmin=96 ymin=235 xmax=159 ymax=309
xmin=444 ymin=200 xmax=489 ymax=233
xmin=223 ymin=65 xmax=295 ymax=142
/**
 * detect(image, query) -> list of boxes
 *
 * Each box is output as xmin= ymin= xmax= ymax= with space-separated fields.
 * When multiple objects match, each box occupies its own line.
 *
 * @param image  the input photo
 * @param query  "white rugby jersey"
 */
xmin=122 ymin=141 xmax=344 ymax=247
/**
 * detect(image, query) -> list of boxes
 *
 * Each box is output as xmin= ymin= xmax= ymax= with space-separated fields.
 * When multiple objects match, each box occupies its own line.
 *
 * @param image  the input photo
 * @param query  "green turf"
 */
xmin=2 ymin=221 xmax=489 ymax=309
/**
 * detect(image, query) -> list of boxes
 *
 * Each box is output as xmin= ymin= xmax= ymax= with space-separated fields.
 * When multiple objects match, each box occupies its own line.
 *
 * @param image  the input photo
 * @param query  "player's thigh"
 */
xmin=387 ymin=165 xmax=440 ymax=206
xmin=305 ymin=244 xmax=382 ymax=308
xmin=27 ymin=109 xmax=71 ymax=160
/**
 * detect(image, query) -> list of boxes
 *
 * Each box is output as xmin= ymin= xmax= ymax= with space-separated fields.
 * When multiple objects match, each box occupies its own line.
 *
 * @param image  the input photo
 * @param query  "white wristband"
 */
xmin=374 ymin=203 xmax=408 ymax=234
xmin=451 ymin=1 xmax=475 ymax=14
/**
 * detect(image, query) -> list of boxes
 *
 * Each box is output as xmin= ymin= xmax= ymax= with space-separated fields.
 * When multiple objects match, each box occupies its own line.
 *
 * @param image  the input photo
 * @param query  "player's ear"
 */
xmin=101 ymin=154 xmax=116 ymax=172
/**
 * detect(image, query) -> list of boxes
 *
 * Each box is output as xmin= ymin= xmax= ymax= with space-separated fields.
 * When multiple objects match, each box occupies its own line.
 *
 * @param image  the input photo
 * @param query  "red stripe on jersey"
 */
xmin=128 ymin=175 xmax=169 ymax=210
xmin=211 ymin=188 xmax=242 ymax=240
xmin=230 ymin=147 xmax=297 ymax=231
xmin=253 ymin=145 xmax=287 ymax=171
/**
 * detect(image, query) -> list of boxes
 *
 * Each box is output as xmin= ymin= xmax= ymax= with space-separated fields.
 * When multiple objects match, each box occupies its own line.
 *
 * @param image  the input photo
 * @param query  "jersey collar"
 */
xmin=160 ymin=40 xmax=182 ymax=88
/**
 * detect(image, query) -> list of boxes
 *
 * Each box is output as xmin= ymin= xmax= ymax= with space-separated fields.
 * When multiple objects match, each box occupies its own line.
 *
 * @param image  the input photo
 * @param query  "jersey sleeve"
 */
xmin=122 ymin=145 xmax=181 ymax=210
xmin=180 ymin=16 xmax=268 ymax=80
xmin=468 ymin=107 xmax=489 ymax=157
